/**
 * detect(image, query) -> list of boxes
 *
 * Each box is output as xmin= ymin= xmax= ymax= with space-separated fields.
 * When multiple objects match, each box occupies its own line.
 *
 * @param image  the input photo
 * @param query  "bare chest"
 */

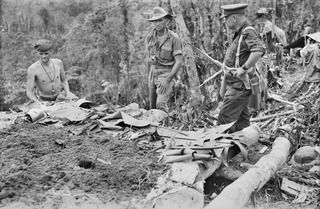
xmin=35 ymin=61 xmax=61 ymax=83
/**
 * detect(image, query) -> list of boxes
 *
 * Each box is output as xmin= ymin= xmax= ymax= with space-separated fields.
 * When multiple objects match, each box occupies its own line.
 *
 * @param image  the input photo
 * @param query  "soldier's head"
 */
xmin=34 ymin=39 xmax=53 ymax=64
xmin=221 ymin=3 xmax=248 ymax=30
xmin=147 ymin=7 xmax=173 ymax=32
xmin=255 ymin=7 xmax=269 ymax=23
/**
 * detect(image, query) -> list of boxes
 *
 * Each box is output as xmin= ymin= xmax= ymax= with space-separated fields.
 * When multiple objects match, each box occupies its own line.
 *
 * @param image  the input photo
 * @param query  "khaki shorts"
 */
xmin=149 ymin=65 xmax=174 ymax=111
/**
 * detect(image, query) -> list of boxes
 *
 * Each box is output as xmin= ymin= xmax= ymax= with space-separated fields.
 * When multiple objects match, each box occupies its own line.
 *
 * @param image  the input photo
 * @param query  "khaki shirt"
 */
xmin=300 ymin=43 xmax=320 ymax=82
xmin=224 ymin=21 xmax=265 ymax=89
xmin=147 ymin=28 xmax=182 ymax=66
xmin=262 ymin=20 xmax=287 ymax=45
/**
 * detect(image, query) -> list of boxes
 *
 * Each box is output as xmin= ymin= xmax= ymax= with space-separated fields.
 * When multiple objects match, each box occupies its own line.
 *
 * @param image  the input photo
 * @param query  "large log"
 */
xmin=204 ymin=136 xmax=291 ymax=209
xmin=146 ymin=125 xmax=260 ymax=209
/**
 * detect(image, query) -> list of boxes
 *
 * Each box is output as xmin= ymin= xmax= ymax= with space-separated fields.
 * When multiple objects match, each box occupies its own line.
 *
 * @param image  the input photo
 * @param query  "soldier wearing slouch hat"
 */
xmin=145 ymin=7 xmax=183 ymax=112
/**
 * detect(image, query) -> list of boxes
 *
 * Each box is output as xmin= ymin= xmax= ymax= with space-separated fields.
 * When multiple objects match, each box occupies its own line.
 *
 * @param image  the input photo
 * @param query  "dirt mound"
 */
xmin=0 ymin=123 xmax=165 ymax=207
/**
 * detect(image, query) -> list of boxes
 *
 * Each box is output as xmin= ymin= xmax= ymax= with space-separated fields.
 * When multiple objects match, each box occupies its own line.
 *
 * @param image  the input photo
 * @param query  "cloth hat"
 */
xmin=256 ymin=7 xmax=269 ymax=16
xmin=34 ymin=39 xmax=53 ymax=52
xmin=147 ymin=7 xmax=173 ymax=22
xmin=220 ymin=3 xmax=248 ymax=19
xmin=307 ymin=32 xmax=320 ymax=43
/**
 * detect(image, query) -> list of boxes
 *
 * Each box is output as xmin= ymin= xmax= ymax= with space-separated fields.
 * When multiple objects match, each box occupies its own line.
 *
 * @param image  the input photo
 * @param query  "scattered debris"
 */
xmin=281 ymin=177 xmax=318 ymax=204
xmin=0 ymin=65 xmax=319 ymax=209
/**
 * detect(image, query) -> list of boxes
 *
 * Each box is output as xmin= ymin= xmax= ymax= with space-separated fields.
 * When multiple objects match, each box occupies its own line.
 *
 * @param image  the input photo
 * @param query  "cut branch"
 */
xmin=268 ymin=92 xmax=300 ymax=106
xmin=250 ymin=110 xmax=296 ymax=122
xmin=191 ymin=44 xmax=225 ymax=68
xmin=200 ymin=70 xmax=222 ymax=87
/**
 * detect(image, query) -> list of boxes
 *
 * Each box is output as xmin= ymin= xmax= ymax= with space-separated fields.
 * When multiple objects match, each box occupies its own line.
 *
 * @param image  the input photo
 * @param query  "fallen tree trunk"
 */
xmin=204 ymin=136 xmax=291 ymax=209
xmin=146 ymin=125 xmax=260 ymax=209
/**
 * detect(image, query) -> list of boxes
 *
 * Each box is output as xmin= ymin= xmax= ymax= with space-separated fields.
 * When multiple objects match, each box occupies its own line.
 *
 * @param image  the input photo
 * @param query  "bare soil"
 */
xmin=0 ymin=123 xmax=165 ymax=208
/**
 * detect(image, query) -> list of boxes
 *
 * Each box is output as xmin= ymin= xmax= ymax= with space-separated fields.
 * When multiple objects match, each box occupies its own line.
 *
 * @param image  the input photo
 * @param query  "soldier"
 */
xmin=255 ymin=7 xmax=287 ymax=48
xmin=218 ymin=4 xmax=266 ymax=132
xmin=27 ymin=39 xmax=77 ymax=104
xmin=146 ymin=7 xmax=183 ymax=111
xmin=302 ymin=22 xmax=313 ymax=36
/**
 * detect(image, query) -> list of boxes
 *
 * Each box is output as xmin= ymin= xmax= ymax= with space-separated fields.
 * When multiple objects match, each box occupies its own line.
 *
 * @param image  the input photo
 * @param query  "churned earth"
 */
xmin=0 ymin=123 xmax=165 ymax=209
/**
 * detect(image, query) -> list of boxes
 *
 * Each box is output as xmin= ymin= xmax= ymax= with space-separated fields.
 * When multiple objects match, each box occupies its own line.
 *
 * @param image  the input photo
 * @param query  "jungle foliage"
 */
xmin=1 ymin=0 xmax=319 ymax=111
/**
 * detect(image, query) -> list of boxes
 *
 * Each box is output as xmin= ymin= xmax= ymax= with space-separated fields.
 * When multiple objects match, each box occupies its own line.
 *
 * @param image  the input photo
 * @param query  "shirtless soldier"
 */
xmin=26 ymin=39 xmax=77 ymax=104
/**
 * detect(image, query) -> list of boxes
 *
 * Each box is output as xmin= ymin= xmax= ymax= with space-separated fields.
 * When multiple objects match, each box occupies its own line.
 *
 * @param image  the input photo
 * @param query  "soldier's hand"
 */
xmin=158 ymin=78 xmax=170 ymax=94
xmin=64 ymin=91 xmax=78 ymax=101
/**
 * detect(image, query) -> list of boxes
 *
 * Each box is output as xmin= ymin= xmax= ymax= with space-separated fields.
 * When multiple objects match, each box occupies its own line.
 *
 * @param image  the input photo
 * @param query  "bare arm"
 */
xmin=59 ymin=60 xmax=70 ymax=93
xmin=235 ymin=51 xmax=264 ymax=78
xmin=26 ymin=67 xmax=41 ymax=104
xmin=59 ymin=60 xmax=78 ymax=100
xmin=157 ymin=55 xmax=183 ymax=94
xmin=167 ymin=54 xmax=183 ymax=81
xmin=157 ymin=54 xmax=183 ymax=94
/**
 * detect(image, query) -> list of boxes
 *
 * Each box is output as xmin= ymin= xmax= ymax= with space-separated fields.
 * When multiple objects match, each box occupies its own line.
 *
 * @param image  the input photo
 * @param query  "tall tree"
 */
xmin=120 ymin=0 xmax=130 ymax=79
xmin=170 ymin=0 xmax=201 ymax=105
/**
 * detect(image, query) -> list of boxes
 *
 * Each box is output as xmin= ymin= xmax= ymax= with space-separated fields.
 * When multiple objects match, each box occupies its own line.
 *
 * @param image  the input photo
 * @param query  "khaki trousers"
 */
xmin=218 ymin=86 xmax=252 ymax=133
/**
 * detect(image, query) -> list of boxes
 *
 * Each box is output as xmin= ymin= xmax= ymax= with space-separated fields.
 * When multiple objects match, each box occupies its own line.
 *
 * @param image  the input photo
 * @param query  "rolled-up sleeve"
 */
xmin=172 ymin=35 xmax=183 ymax=56
xmin=243 ymin=29 xmax=266 ymax=55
